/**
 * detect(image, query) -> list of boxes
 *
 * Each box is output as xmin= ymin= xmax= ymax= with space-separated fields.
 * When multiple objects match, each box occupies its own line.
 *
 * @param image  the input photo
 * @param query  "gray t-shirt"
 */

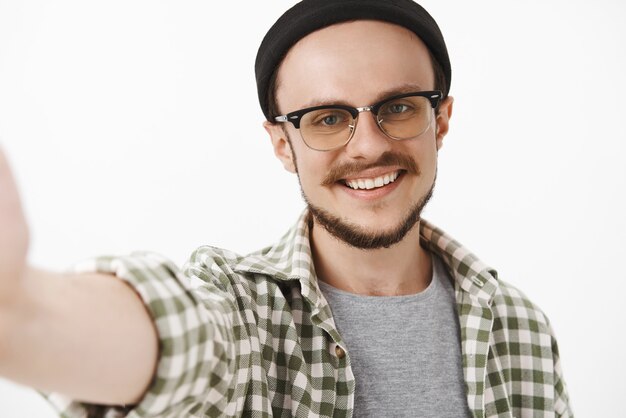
xmin=318 ymin=253 xmax=472 ymax=418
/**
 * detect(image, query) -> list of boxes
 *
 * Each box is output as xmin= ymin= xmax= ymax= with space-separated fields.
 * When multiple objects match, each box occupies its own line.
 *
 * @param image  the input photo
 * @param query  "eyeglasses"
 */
xmin=274 ymin=90 xmax=442 ymax=151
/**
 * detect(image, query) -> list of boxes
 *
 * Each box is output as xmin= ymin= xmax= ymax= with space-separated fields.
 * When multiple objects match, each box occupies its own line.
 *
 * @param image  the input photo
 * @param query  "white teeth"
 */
xmin=345 ymin=171 xmax=400 ymax=190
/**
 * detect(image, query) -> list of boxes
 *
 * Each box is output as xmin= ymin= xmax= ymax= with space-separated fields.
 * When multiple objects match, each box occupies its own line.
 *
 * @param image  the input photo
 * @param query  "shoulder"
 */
xmin=493 ymin=279 xmax=550 ymax=324
xmin=185 ymin=245 xmax=245 ymax=278
xmin=182 ymin=245 xmax=295 ymax=301
xmin=183 ymin=245 xmax=251 ymax=292
xmin=490 ymin=278 xmax=556 ymax=347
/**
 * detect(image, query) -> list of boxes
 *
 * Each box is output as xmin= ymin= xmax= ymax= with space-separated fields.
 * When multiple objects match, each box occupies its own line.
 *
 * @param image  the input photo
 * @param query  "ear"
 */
xmin=434 ymin=96 xmax=454 ymax=150
xmin=264 ymin=121 xmax=297 ymax=173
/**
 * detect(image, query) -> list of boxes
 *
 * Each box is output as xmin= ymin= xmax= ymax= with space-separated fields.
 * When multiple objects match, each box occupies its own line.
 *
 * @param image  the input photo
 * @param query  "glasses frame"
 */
xmin=274 ymin=90 xmax=443 ymax=151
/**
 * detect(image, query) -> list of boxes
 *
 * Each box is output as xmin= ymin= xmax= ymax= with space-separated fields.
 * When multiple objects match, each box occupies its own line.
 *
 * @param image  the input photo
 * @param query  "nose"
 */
xmin=344 ymin=108 xmax=393 ymax=159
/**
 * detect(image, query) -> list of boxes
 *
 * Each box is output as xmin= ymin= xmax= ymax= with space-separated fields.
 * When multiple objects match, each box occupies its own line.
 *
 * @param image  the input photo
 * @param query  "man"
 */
xmin=0 ymin=0 xmax=572 ymax=417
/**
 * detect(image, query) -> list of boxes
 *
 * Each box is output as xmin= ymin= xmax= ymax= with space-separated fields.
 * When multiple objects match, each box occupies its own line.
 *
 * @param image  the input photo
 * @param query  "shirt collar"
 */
xmin=233 ymin=210 xmax=499 ymax=304
xmin=232 ymin=210 xmax=316 ymax=282
xmin=419 ymin=220 xmax=499 ymax=304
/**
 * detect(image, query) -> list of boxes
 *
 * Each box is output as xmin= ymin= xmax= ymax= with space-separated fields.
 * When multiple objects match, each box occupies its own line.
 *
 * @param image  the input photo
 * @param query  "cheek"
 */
xmin=293 ymin=150 xmax=336 ymax=190
xmin=421 ymin=145 xmax=438 ymax=171
xmin=298 ymin=157 xmax=327 ymax=185
xmin=403 ymin=131 xmax=436 ymax=156
xmin=408 ymin=138 xmax=439 ymax=181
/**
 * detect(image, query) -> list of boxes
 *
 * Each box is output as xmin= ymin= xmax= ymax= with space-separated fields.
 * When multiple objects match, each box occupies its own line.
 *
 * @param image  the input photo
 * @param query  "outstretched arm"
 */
xmin=0 ymin=147 xmax=158 ymax=406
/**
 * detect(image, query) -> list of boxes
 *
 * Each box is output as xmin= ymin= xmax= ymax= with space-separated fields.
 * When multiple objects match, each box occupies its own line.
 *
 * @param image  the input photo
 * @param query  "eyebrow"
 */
xmin=300 ymin=83 xmax=425 ymax=109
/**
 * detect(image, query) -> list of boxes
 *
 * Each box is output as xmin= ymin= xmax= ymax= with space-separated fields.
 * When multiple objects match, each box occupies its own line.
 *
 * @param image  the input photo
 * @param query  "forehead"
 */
xmin=276 ymin=20 xmax=435 ymax=111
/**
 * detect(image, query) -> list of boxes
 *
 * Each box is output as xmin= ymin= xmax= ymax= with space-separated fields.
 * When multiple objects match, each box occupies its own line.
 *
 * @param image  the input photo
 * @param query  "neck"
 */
xmin=310 ymin=217 xmax=432 ymax=296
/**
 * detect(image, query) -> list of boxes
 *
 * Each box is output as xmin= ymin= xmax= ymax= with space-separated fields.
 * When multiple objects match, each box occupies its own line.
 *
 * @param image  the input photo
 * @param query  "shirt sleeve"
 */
xmin=42 ymin=251 xmax=239 ymax=418
xmin=549 ymin=322 xmax=574 ymax=418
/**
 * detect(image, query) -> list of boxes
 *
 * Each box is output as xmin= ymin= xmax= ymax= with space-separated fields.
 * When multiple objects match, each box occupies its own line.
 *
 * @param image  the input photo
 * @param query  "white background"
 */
xmin=0 ymin=0 xmax=624 ymax=416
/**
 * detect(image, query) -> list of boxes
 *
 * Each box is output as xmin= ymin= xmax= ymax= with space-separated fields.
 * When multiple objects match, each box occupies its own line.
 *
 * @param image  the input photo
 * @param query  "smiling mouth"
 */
xmin=341 ymin=170 xmax=402 ymax=190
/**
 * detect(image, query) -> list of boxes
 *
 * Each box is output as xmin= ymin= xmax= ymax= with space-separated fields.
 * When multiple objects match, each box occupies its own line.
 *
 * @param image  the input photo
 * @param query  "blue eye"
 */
xmin=323 ymin=115 xmax=339 ymax=125
xmin=388 ymin=104 xmax=410 ymax=114
xmin=309 ymin=111 xmax=349 ymax=127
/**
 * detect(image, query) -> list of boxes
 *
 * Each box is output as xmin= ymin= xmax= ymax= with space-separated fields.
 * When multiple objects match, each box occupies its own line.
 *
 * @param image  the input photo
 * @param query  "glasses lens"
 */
xmin=377 ymin=96 xmax=432 ymax=140
xmin=299 ymin=108 xmax=354 ymax=151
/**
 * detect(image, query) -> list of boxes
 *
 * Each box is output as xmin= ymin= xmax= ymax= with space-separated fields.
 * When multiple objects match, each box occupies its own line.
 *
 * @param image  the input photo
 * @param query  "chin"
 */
xmin=306 ymin=188 xmax=434 ymax=250
xmin=301 ymin=171 xmax=437 ymax=249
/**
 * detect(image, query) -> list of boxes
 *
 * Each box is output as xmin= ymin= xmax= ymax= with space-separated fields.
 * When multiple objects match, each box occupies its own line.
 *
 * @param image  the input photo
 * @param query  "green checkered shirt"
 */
xmin=46 ymin=211 xmax=572 ymax=417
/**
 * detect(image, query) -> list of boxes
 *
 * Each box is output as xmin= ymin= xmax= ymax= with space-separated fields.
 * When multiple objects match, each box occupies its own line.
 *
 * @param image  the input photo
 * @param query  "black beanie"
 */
xmin=255 ymin=0 xmax=451 ymax=121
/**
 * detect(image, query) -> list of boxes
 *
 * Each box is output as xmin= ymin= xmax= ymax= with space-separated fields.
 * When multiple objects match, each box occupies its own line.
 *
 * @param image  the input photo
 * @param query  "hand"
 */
xmin=0 ymin=147 xmax=29 ymax=304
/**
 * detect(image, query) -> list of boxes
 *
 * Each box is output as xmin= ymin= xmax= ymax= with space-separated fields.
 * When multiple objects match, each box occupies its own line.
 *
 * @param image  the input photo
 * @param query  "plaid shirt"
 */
xmin=46 ymin=211 xmax=572 ymax=418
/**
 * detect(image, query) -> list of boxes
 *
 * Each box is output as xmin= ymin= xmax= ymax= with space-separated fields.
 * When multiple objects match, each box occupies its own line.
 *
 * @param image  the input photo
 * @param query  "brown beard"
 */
xmin=286 ymin=132 xmax=435 ymax=249
xmin=304 ymin=177 xmax=435 ymax=250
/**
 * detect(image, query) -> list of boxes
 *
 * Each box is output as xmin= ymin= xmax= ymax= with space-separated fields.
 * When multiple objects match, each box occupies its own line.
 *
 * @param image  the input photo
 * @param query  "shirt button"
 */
xmin=335 ymin=346 xmax=346 ymax=359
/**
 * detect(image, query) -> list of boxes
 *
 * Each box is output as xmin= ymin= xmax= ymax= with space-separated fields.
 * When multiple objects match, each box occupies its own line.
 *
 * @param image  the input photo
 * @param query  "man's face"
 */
xmin=266 ymin=20 xmax=452 ymax=249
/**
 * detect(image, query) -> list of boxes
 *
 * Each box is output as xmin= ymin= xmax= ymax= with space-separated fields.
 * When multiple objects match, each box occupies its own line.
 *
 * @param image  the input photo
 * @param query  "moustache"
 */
xmin=321 ymin=151 xmax=420 ymax=186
